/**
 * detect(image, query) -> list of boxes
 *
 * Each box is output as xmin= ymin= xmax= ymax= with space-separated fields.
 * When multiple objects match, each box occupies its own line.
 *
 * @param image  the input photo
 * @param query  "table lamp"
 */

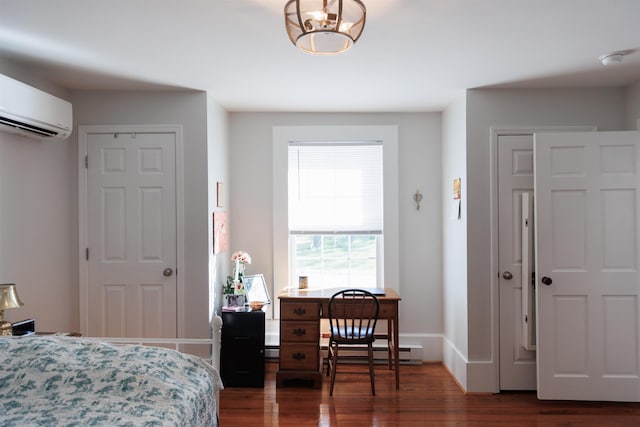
xmin=0 ymin=284 xmax=24 ymax=336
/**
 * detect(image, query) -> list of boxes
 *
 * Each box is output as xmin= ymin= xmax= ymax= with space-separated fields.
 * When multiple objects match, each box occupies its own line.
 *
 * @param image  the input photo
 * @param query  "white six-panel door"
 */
xmin=498 ymin=134 xmax=537 ymax=390
xmin=86 ymin=132 xmax=177 ymax=338
xmin=535 ymin=130 xmax=640 ymax=401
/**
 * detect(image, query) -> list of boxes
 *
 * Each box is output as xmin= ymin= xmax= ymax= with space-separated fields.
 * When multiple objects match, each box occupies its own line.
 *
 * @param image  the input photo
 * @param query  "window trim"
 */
xmin=273 ymin=125 xmax=399 ymax=319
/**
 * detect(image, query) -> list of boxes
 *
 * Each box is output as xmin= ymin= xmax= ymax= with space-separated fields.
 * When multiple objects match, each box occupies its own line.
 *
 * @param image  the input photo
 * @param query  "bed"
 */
xmin=0 ymin=318 xmax=223 ymax=427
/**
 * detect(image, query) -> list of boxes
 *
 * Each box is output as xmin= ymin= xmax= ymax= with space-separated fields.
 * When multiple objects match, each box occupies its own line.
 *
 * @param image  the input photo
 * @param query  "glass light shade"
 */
xmin=0 ymin=283 xmax=24 ymax=310
xmin=285 ymin=0 xmax=366 ymax=55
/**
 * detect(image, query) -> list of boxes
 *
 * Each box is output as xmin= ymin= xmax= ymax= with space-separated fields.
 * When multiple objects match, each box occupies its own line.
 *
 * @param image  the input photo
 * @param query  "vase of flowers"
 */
xmin=223 ymin=250 xmax=251 ymax=306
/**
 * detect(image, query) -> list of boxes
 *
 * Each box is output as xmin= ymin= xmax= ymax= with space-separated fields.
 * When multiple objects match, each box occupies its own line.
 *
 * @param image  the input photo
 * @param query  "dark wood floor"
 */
xmin=219 ymin=361 xmax=640 ymax=426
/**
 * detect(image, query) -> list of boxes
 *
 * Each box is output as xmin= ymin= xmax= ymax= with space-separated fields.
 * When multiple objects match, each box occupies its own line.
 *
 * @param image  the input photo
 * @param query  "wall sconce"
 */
xmin=0 ymin=284 xmax=24 ymax=336
xmin=413 ymin=190 xmax=423 ymax=210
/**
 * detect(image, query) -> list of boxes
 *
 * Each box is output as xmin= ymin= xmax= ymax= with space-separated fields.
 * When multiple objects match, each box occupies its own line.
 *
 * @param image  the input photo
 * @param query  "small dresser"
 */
xmin=221 ymin=309 xmax=265 ymax=388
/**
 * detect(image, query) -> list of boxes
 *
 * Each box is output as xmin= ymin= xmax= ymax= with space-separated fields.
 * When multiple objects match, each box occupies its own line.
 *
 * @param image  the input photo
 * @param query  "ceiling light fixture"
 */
xmin=284 ymin=0 xmax=366 ymax=55
xmin=599 ymin=52 xmax=626 ymax=66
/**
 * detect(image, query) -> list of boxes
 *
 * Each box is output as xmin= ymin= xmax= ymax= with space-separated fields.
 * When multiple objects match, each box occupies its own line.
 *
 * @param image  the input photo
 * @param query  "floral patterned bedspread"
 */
xmin=0 ymin=336 xmax=223 ymax=427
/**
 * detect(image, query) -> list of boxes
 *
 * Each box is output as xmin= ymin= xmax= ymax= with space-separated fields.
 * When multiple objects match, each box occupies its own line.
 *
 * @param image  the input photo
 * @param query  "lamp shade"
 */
xmin=0 ymin=284 xmax=24 ymax=310
xmin=285 ymin=0 xmax=366 ymax=55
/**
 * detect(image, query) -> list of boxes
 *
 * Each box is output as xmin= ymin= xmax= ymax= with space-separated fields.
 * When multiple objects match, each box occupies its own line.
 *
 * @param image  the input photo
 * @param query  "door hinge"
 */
xmin=86 ymin=248 xmax=89 ymax=260
xmin=531 ymin=271 xmax=536 ymax=287
xmin=85 ymin=155 xmax=88 ymax=168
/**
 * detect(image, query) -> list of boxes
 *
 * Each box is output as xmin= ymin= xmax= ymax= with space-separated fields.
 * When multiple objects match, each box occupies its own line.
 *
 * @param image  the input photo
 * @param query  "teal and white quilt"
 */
xmin=0 ymin=336 xmax=223 ymax=426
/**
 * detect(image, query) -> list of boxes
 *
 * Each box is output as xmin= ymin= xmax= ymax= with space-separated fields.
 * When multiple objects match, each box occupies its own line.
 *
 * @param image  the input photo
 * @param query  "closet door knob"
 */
xmin=502 ymin=271 xmax=513 ymax=280
xmin=541 ymin=276 xmax=553 ymax=286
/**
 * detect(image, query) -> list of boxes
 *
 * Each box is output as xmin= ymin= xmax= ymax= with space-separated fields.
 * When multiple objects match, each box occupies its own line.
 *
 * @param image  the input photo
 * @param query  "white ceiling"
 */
xmin=1 ymin=0 xmax=639 ymax=112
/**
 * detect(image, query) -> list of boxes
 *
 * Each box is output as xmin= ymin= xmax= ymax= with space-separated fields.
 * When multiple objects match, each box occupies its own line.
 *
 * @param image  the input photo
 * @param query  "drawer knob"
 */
xmin=292 ymin=352 xmax=306 ymax=361
xmin=293 ymin=307 xmax=307 ymax=316
xmin=293 ymin=328 xmax=306 ymax=336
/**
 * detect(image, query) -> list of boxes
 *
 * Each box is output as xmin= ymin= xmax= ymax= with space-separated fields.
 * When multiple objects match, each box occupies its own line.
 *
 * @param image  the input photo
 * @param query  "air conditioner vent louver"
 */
xmin=0 ymin=74 xmax=72 ymax=142
xmin=0 ymin=115 xmax=59 ymax=137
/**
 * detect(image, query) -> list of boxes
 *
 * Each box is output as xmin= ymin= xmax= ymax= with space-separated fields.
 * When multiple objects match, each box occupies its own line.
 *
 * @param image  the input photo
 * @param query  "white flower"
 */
xmin=232 ymin=251 xmax=251 ymax=264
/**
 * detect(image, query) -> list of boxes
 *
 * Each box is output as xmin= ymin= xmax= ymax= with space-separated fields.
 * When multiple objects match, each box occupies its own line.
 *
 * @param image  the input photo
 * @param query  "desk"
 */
xmin=277 ymin=287 xmax=401 ymax=389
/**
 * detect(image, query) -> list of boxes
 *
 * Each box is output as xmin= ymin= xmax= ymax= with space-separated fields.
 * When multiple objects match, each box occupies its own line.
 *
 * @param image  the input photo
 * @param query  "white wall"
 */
xmin=441 ymin=93 xmax=469 ymax=386
xmin=0 ymin=123 xmax=77 ymax=331
xmin=228 ymin=112 xmax=443 ymax=359
xmin=0 ymin=71 xmax=218 ymax=337
xmin=206 ymin=95 xmax=230 ymax=320
xmin=463 ymin=87 xmax=625 ymax=392
xmin=0 ymin=63 xmax=76 ymax=331
xmin=625 ymin=80 xmax=640 ymax=130
xmin=71 ymin=90 xmax=213 ymax=338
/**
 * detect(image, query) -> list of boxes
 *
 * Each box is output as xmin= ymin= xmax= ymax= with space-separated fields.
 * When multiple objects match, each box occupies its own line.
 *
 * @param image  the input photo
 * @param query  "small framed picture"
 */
xmin=243 ymin=274 xmax=271 ymax=305
xmin=453 ymin=178 xmax=461 ymax=200
xmin=213 ymin=211 xmax=228 ymax=254
xmin=216 ymin=182 xmax=224 ymax=208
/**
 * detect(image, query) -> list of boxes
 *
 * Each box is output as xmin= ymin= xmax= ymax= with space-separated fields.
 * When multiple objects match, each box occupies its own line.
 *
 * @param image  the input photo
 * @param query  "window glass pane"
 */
xmin=324 ymin=258 xmax=349 ymax=271
xmin=291 ymin=234 xmax=378 ymax=290
xmin=295 ymin=235 xmax=321 ymax=258
xmin=350 ymin=259 xmax=377 ymax=287
xmin=324 ymin=235 xmax=348 ymax=258
xmin=350 ymin=235 xmax=376 ymax=258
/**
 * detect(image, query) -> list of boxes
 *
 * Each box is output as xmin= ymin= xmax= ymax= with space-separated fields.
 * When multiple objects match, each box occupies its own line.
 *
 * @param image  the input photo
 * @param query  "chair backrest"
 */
xmin=328 ymin=289 xmax=379 ymax=344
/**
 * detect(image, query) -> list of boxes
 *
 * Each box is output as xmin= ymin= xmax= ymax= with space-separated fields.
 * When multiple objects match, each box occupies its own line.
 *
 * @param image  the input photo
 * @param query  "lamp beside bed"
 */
xmin=0 ymin=283 xmax=24 ymax=336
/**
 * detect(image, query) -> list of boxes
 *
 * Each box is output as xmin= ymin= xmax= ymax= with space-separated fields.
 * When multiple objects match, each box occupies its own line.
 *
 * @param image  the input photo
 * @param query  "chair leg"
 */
xmin=329 ymin=344 xmax=338 ymax=396
xmin=368 ymin=343 xmax=376 ymax=396
xmin=326 ymin=339 xmax=334 ymax=376
xmin=325 ymin=350 xmax=330 ymax=376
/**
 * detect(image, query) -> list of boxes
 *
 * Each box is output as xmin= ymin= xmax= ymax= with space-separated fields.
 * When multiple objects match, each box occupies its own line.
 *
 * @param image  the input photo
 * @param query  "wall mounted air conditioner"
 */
xmin=0 ymin=73 xmax=72 ymax=142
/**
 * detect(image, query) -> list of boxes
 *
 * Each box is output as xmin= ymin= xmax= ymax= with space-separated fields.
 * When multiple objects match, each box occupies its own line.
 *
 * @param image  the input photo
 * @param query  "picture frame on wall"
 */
xmin=216 ymin=182 xmax=224 ymax=208
xmin=213 ymin=211 xmax=228 ymax=254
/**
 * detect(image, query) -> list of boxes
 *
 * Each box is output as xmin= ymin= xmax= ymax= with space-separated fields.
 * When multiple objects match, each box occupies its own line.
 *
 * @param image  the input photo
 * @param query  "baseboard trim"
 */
xmin=442 ymin=337 xmax=498 ymax=394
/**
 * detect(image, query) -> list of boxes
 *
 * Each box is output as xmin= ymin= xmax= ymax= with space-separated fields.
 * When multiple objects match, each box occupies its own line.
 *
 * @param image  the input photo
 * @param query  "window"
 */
xmin=273 ymin=125 xmax=399 ymax=317
xmin=288 ymin=143 xmax=383 ymax=289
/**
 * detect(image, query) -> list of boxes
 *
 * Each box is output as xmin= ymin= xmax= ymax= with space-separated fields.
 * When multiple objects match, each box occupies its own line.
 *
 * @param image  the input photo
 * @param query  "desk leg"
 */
xmin=387 ymin=319 xmax=393 ymax=370
xmin=393 ymin=303 xmax=400 ymax=389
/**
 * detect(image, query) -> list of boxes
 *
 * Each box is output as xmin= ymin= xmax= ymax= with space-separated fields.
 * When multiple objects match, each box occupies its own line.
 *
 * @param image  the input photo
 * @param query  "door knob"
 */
xmin=163 ymin=268 xmax=174 ymax=277
xmin=502 ymin=271 xmax=513 ymax=280
xmin=541 ymin=276 xmax=552 ymax=286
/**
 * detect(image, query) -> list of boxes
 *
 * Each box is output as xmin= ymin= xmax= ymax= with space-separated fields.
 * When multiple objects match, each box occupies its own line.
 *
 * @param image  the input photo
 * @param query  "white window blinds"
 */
xmin=288 ymin=142 xmax=383 ymax=234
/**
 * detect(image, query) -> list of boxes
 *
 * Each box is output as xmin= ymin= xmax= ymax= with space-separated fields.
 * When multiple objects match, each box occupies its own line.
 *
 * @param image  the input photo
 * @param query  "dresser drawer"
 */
xmin=279 ymin=343 xmax=319 ymax=371
xmin=378 ymin=303 xmax=396 ymax=319
xmin=280 ymin=321 xmax=319 ymax=343
xmin=320 ymin=301 xmax=396 ymax=319
xmin=281 ymin=302 xmax=319 ymax=320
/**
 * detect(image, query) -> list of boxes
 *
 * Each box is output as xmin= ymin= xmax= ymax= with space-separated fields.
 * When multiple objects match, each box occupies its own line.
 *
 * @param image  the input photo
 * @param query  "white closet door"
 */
xmin=86 ymin=132 xmax=177 ymax=338
xmin=535 ymin=130 xmax=640 ymax=401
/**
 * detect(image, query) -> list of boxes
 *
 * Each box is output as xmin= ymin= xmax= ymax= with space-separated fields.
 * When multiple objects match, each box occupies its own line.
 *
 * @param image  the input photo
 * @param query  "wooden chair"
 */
xmin=327 ymin=289 xmax=380 ymax=396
